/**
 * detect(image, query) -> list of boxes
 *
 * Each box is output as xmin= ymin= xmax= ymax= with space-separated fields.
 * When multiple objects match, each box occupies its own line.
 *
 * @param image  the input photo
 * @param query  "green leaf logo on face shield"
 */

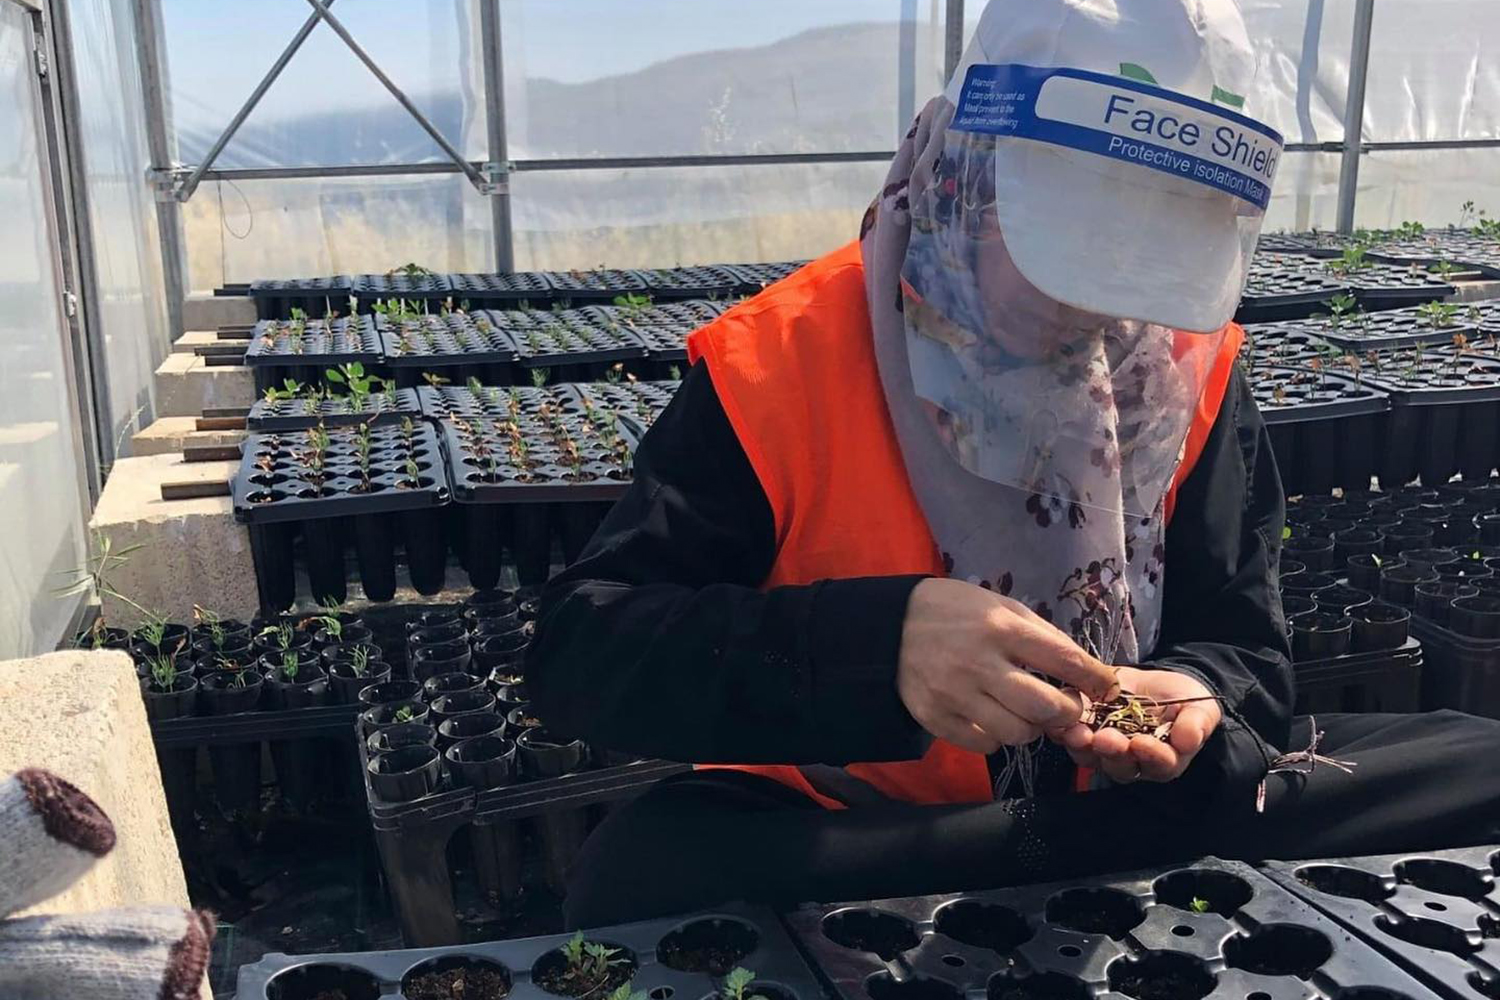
xmin=1118 ymin=63 xmax=1245 ymax=110
xmin=1212 ymin=85 xmax=1246 ymax=109
xmin=1118 ymin=62 xmax=1158 ymax=84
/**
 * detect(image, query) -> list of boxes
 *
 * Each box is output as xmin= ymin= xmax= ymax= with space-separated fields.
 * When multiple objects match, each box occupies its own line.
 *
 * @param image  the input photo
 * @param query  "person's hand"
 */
xmin=1050 ymin=666 xmax=1222 ymax=783
xmin=896 ymin=579 xmax=1120 ymax=754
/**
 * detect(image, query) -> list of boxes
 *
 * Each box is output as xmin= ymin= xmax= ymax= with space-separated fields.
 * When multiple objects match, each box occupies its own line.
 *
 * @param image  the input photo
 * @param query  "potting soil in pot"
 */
xmin=786 ymin=858 xmax=1433 ymax=1000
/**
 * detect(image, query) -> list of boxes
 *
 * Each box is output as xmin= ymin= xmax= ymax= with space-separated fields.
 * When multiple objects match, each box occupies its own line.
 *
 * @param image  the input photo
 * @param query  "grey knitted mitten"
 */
xmin=0 ymin=768 xmax=116 ymax=917
xmin=0 ymin=906 xmax=215 ymax=1000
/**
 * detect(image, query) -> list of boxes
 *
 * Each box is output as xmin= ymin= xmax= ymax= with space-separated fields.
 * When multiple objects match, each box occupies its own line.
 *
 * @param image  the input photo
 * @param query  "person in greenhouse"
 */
xmin=528 ymin=0 xmax=1500 ymax=926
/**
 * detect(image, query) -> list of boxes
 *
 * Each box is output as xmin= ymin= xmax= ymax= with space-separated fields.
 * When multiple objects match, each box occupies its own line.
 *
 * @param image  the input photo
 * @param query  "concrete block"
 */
xmin=90 ymin=454 xmax=258 ymax=622
xmin=0 ymin=650 xmax=208 ymax=998
xmin=171 ymin=330 xmax=221 ymax=354
xmin=182 ymin=292 xmax=255 ymax=329
xmin=130 ymin=417 xmax=245 ymax=458
xmin=1453 ymin=279 xmax=1500 ymax=303
xmin=154 ymin=352 xmax=254 ymax=418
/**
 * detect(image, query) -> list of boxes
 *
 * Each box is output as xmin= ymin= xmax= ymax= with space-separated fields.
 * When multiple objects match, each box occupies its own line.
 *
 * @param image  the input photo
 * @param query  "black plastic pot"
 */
xmin=1477 ymin=513 xmax=1500 ymax=546
xmin=408 ymin=609 xmax=464 ymax=632
xmin=368 ymin=745 xmax=442 ymax=802
xmin=251 ymin=628 xmax=314 ymax=658
xmin=1282 ymin=571 xmax=1338 ymax=598
xmin=1381 ymin=522 xmax=1435 ymax=555
xmin=408 ymin=622 xmax=468 ymax=648
xmin=410 ymin=640 xmax=473 ymax=681
xmin=437 ymin=711 xmax=506 ymax=750
xmin=198 ymin=670 xmax=266 ymax=815
xmin=472 ymin=612 xmax=524 ymax=636
xmin=506 ymin=705 xmax=542 ymax=731
xmin=314 ymin=622 xmax=373 ymax=651
xmin=422 ymin=671 xmax=485 ymax=702
xmin=1346 ymin=553 xmax=1398 ymax=593
xmin=1350 ymin=601 xmax=1411 ymax=653
xmin=429 ymin=689 xmax=497 ymax=726
xmin=1279 ymin=558 xmax=1306 ymax=579
xmin=1436 ymin=560 xmax=1493 ymax=582
xmin=1289 ymin=612 xmax=1352 ymax=661
xmin=191 ymin=633 xmax=253 ymax=663
xmin=190 ymin=618 xmax=251 ymax=644
xmin=465 ymin=589 xmax=518 ymax=619
xmin=1397 ymin=546 xmax=1459 ymax=571
xmin=1283 ymin=535 xmax=1335 ymax=571
xmin=1378 ymin=565 xmax=1439 ymax=607
xmin=1331 ymin=528 xmax=1384 ymax=561
xmin=366 ymin=722 xmax=437 ymax=755
xmin=321 ymin=639 xmax=385 ymax=670
xmin=492 ymin=681 xmax=528 ymax=715
xmin=359 ymin=679 xmax=421 ymax=708
xmin=1312 ymin=585 xmax=1372 ymax=616
xmin=1449 ymin=595 xmax=1500 ymax=638
xmin=264 ymin=661 xmax=331 ymax=810
xmin=362 ymin=699 xmax=430 ymax=734
xmin=133 ymin=621 xmax=190 ymax=654
xmin=446 ymin=735 xmax=518 ymax=789
xmin=327 ymin=658 xmax=392 ymax=706
xmin=516 ymin=727 xmax=590 ymax=893
xmin=1414 ymin=582 xmax=1478 ymax=626
xmin=1280 ymin=596 xmax=1317 ymax=620
xmin=140 ymin=674 xmax=198 ymax=843
xmin=474 ymin=630 xmax=528 ymax=672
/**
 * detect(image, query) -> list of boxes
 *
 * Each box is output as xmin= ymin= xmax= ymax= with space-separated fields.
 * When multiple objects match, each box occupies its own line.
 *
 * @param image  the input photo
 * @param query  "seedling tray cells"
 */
xmin=1267 ymin=845 xmax=1500 ymax=1000
xmin=247 ymin=386 xmax=423 ymax=431
xmin=245 ymin=317 xmax=384 ymax=395
xmin=787 ymin=857 xmax=1434 ymax=1000
xmin=637 ymin=264 xmax=742 ymax=299
xmin=542 ymin=268 xmax=649 ymax=301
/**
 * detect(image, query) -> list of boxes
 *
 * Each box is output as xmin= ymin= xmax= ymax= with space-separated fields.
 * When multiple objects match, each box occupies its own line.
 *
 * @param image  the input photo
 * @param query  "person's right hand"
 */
xmin=896 ymin=578 xmax=1120 ymax=754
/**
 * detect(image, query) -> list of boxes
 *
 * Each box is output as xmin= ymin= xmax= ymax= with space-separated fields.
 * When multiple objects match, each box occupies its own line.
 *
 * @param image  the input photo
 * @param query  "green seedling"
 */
xmin=350 ymin=644 xmax=373 ymax=678
xmin=531 ymin=367 xmax=551 ymax=388
xmin=1432 ymin=259 xmax=1461 ymax=280
xmin=669 ymin=364 xmax=683 ymax=381
xmin=606 ymin=985 xmax=648 ymax=1000
xmin=280 ymin=650 xmax=300 ymax=681
xmin=1189 ymin=897 xmax=1211 ymax=915
xmin=1417 ymin=300 xmax=1461 ymax=330
xmin=560 ymin=932 xmax=627 ymax=987
xmin=193 ymin=604 xmax=226 ymax=649
xmin=393 ymin=704 xmax=416 ymax=723
xmin=1322 ymin=292 xmax=1359 ymax=330
xmin=326 ymin=362 xmax=385 ymax=411
xmin=1396 ymin=219 xmax=1426 ymax=240
xmin=422 ymin=371 xmax=451 ymax=389
xmin=259 ymin=623 xmax=295 ymax=651
xmin=148 ymin=646 xmax=182 ymax=692
xmin=262 ymin=378 xmax=306 ymax=404
xmin=136 ymin=617 xmax=168 ymax=651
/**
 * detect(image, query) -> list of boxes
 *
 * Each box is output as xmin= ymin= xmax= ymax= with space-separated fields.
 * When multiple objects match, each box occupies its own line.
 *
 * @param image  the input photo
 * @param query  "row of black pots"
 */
xmin=1282 ymin=595 xmax=1410 ymax=660
xmin=1284 ymin=563 xmax=1500 ymax=640
xmin=1284 ymin=513 xmax=1500 ymax=566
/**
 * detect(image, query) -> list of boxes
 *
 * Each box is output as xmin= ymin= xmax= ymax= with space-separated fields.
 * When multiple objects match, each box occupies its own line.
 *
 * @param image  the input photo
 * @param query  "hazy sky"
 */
xmin=162 ymin=0 xmax=937 ymax=127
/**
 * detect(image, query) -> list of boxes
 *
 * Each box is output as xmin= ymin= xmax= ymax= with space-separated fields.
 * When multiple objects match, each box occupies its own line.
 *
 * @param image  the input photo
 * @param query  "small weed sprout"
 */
xmin=393 ymin=704 xmax=416 ymax=723
xmin=1189 ymin=897 xmax=1211 ymax=915
xmin=531 ymin=367 xmax=551 ymax=388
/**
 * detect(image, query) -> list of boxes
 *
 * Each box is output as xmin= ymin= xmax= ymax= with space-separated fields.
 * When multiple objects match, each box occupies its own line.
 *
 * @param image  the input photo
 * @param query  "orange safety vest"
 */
xmin=686 ymin=240 xmax=1243 ymax=810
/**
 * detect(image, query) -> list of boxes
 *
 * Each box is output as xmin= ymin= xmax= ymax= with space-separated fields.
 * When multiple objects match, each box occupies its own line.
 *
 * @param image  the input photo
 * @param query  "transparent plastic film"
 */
xmin=899 ymin=125 xmax=1227 ymax=520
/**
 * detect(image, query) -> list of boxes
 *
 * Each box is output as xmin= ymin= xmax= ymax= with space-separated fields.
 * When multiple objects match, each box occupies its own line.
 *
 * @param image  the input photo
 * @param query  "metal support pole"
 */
xmin=175 ymin=0 xmax=336 ymax=202
xmin=303 ymin=0 xmax=486 ymax=190
xmin=478 ymin=0 xmax=513 ymax=271
xmin=131 ymin=0 xmax=186 ymax=340
xmin=944 ymin=0 xmax=965 ymax=85
xmin=1335 ymin=0 xmax=1375 ymax=234
xmin=897 ymin=0 xmax=917 ymax=137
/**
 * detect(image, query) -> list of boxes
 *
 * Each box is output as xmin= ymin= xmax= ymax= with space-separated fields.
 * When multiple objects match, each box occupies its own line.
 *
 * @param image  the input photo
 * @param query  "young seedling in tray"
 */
xmin=534 ymin=932 xmax=635 ymax=997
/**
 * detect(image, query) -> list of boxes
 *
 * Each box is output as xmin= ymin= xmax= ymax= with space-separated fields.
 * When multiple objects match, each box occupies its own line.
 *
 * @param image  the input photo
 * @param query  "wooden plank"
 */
xmin=160 ymin=481 xmax=231 ymax=501
xmin=194 ymin=416 xmax=246 ymax=432
xmin=200 ymin=406 xmax=250 ymax=419
xmin=203 ymin=354 xmax=247 ymax=368
xmin=195 ymin=343 xmax=249 ymax=358
xmin=216 ymin=327 xmax=255 ymax=340
xmin=182 ymin=445 xmax=243 ymax=463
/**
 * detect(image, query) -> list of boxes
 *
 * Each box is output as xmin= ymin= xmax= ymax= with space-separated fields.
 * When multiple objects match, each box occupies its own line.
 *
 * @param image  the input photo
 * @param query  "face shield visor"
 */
xmin=896 ymin=66 xmax=1281 ymax=520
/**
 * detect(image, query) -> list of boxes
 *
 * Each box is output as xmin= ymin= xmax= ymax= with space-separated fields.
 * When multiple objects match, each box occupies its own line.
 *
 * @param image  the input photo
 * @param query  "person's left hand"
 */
xmin=1049 ymin=666 xmax=1222 ymax=784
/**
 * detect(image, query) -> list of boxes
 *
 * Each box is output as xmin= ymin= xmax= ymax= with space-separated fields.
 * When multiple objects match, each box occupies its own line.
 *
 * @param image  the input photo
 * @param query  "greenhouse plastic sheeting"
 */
xmin=159 ymin=1 xmax=1500 ymax=288
xmin=0 ymin=4 xmax=90 ymax=657
xmin=69 ymin=0 xmax=172 ymax=452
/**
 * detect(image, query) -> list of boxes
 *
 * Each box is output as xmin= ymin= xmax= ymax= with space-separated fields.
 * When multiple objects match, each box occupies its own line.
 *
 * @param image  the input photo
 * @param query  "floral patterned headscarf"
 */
xmin=863 ymin=97 xmax=1227 ymax=664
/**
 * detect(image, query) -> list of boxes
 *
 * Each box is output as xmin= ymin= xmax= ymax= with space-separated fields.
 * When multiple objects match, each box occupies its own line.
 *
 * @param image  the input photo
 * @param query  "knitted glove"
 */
xmin=0 ymin=906 xmax=215 ymax=1000
xmin=0 ymin=768 xmax=116 ymax=918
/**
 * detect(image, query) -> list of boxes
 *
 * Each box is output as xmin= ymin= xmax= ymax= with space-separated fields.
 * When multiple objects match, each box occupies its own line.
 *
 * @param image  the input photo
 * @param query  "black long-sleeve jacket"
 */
xmin=527 ymin=360 xmax=1294 ymax=803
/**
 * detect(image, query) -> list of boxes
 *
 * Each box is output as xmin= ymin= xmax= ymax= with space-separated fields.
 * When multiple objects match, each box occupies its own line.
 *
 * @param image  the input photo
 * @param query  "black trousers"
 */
xmin=564 ymin=711 xmax=1500 ymax=929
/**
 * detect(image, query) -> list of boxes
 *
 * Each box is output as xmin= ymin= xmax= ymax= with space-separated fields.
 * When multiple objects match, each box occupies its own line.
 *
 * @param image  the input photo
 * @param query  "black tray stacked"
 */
xmin=787 ymin=858 xmax=1434 ymax=1000
xmin=233 ymin=419 xmax=451 ymax=609
xmin=1251 ymin=366 xmax=1390 ymax=497
xmin=638 ymin=264 xmax=742 ymax=300
xmin=244 ymin=315 xmax=383 ymax=394
xmin=248 ymin=275 xmax=352 ymax=320
xmin=239 ymin=903 xmax=819 ymax=993
xmin=1267 ymin=845 xmax=1500 ymax=1000
xmin=351 ymin=271 xmax=455 ymax=312
xmin=378 ymin=312 xmax=523 ymax=388
xmin=1369 ymin=227 xmax=1500 ymax=279
xmin=246 ymin=386 xmax=422 ymax=431
xmin=1237 ymin=255 xmax=1348 ymax=323
xmin=449 ymin=271 xmax=553 ymax=308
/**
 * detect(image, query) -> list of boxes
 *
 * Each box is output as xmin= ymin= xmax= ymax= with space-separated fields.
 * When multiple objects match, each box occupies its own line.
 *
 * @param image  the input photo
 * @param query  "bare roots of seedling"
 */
xmin=1079 ymin=691 xmax=1223 ymax=741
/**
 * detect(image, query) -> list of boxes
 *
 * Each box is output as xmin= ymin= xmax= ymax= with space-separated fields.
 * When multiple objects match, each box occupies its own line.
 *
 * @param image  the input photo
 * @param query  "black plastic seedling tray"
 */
xmin=724 ymin=261 xmax=808 ymax=294
xmin=1251 ymin=367 xmax=1390 ymax=496
xmin=570 ymin=381 xmax=679 ymax=437
xmin=1363 ymin=352 xmax=1500 ymax=487
xmin=351 ymin=272 xmax=455 ymax=310
xmin=150 ymin=703 xmax=361 ymax=749
xmin=510 ymin=315 xmax=650 ymax=373
xmin=439 ymin=415 xmax=634 ymax=504
xmin=416 ymin=384 xmax=584 ymax=422
xmin=238 ymin=902 xmax=821 ymax=997
xmin=543 ymin=268 xmax=650 ymax=302
xmin=233 ymin=422 xmax=452 ymax=608
xmin=787 ymin=857 xmax=1436 ymax=1000
xmin=1411 ymin=615 xmax=1500 ymax=719
xmin=377 ymin=313 xmax=523 ymax=388
xmin=636 ymin=264 xmax=742 ymax=300
xmin=1338 ymin=261 xmax=1455 ymax=311
xmin=248 ymin=276 xmax=353 ymax=320
xmin=246 ymin=387 xmax=422 ymax=431
xmin=1368 ymin=229 xmax=1500 ymax=279
xmin=447 ymin=271 xmax=554 ymax=307
xmin=1237 ymin=258 xmax=1347 ymax=324
xmin=1241 ymin=326 xmax=1336 ymax=371
xmin=583 ymin=299 xmax=726 ymax=332
xmin=1266 ymin=845 xmax=1500 ymax=1000
xmin=1256 ymin=232 xmax=1356 ymax=258
xmin=245 ymin=316 xmax=384 ymax=393
xmin=1311 ymin=309 xmax=1475 ymax=353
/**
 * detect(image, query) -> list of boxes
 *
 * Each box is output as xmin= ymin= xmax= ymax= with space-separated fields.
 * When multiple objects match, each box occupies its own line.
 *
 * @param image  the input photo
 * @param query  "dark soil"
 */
xmin=1108 ymin=955 xmax=1215 ymax=1000
xmin=987 ymin=972 xmax=1090 ymax=1000
xmin=404 ymin=966 xmax=511 ymax=999
xmin=532 ymin=950 xmax=637 ymax=998
xmin=1044 ymin=888 xmax=1145 ymax=939
xmin=656 ymin=917 xmax=759 ymax=974
xmin=820 ymin=908 xmax=919 ymax=960
xmin=310 ymin=992 xmax=350 ymax=1000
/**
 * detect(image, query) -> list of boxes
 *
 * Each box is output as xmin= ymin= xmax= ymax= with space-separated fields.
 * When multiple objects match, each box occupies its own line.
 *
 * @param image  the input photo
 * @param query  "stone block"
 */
xmin=182 ymin=292 xmax=255 ymax=329
xmin=89 ymin=454 xmax=258 ymax=622
xmin=130 ymin=416 xmax=245 ymax=458
xmin=154 ymin=352 xmax=254 ymax=418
